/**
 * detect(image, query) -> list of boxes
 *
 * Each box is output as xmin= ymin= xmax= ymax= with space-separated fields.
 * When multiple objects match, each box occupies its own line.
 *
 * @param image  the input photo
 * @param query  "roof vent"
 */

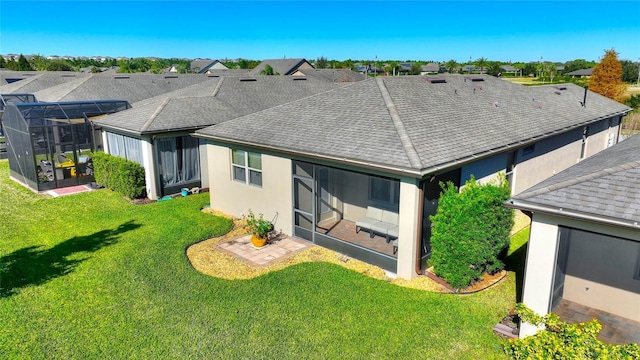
xmin=207 ymin=75 xmax=219 ymax=77
xmin=114 ymin=76 xmax=130 ymax=79
xmin=61 ymin=74 xmax=76 ymax=77
xmin=164 ymin=75 xmax=179 ymax=79
xmin=427 ymin=78 xmax=446 ymax=84
xmin=554 ymin=91 xmax=562 ymax=95
xmin=292 ymin=76 xmax=307 ymax=80
xmin=465 ymin=76 xmax=484 ymax=82
xmin=554 ymin=85 xmax=567 ymax=91
xmin=239 ymin=77 xmax=257 ymax=82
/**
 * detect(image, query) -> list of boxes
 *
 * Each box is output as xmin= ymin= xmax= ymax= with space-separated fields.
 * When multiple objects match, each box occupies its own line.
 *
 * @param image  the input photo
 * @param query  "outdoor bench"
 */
xmin=355 ymin=206 xmax=399 ymax=244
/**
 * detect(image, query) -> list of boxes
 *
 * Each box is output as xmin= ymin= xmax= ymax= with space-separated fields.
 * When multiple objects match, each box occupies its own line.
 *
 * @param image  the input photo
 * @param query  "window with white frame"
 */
xmin=369 ymin=176 xmax=400 ymax=206
xmin=232 ymin=149 xmax=262 ymax=186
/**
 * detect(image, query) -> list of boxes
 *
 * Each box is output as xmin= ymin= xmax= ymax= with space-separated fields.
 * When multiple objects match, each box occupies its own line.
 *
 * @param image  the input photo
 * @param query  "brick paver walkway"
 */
xmin=217 ymin=235 xmax=311 ymax=266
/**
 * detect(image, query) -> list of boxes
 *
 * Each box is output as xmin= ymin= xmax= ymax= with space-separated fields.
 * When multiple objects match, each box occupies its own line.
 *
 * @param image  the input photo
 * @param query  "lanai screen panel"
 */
xmin=3 ymin=100 xmax=131 ymax=191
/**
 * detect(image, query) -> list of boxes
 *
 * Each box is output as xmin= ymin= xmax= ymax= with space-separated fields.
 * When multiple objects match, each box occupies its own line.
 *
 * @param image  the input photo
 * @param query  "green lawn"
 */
xmin=0 ymin=160 xmax=521 ymax=359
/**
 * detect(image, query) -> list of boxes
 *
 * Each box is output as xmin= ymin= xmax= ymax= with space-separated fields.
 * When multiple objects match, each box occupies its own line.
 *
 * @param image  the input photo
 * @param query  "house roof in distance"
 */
xmin=566 ymin=68 xmax=594 ymax=76
xmin=507 ymin=134 xmax=640 ymax=229
xmin=0 ymin=71 xmax=90 ymax=92
xmin=250 ymin=58 xmax=313 ymax=76
xmin=94 ymin=75 xmax=348 ymax=135
xmin=195 ymin=74 xmax=630 ymax=176
xmin=33 ymin=73 xmax=211 ymax=103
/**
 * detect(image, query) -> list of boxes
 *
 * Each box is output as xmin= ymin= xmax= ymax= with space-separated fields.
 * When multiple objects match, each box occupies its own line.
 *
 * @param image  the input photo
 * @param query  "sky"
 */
xmin=1 ymin=1 xmax=639 ymax=63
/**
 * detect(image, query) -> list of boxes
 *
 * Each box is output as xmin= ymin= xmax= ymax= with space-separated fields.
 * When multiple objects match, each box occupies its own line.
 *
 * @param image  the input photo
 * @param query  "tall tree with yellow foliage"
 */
xmin=589 ymin=49 xmax=627 ymax=103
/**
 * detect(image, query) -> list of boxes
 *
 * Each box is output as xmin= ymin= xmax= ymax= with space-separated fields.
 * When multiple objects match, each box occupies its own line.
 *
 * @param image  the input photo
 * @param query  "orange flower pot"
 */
xmin=251 ymin=235 xmax=267 ymax=248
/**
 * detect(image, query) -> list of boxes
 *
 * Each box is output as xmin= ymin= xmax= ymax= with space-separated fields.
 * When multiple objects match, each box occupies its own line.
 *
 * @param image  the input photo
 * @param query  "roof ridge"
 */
xmin=57 ymin=74 xmax=92 ymax=99
xmin=517 ymin=158 xmax=640 ymax=200
xmin=141 ymin=97 xmax=171 ymax=133
xmin=375 ymin=77 xmax=423 ymax=169
xmin=211 ymin=76 xmax=224 ymax=97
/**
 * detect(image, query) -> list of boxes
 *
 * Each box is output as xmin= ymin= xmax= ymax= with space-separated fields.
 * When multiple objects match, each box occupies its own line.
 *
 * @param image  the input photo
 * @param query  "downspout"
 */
xmin=415 ymin=180 xmax=426 ymax=275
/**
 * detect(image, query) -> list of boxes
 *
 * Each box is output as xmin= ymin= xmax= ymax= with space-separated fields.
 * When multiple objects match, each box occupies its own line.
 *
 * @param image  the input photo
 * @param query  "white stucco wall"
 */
xmin=207 ymin=143 xmax=293 ymax=235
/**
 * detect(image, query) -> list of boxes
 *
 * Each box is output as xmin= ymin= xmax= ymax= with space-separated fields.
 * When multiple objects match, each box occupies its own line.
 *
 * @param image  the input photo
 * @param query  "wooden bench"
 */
xmin=355 ymin=206 xmax=399 ymax=243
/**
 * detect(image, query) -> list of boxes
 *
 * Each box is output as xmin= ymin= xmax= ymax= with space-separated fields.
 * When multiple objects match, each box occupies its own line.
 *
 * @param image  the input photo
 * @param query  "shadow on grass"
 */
xmin=504 ymin=240 xmax=527 ymax=303
xmin=0 ymin=220 xmax=141 ymax=297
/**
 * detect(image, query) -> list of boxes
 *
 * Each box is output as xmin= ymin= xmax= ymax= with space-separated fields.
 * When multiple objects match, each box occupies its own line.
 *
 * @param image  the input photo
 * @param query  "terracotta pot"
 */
xmin=251 ymin=235 xmax=267 ymax=248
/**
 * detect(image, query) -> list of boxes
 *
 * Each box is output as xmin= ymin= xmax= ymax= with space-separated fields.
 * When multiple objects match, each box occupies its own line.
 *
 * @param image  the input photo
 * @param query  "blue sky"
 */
xmin=1 ymin=1 xmax=638 ymax=63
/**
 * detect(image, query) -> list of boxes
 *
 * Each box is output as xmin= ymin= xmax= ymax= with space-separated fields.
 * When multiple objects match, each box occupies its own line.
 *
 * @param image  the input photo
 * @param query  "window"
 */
xmin=369 ymin=176 xmax=399 ymax=206
xmin=107 ymin=132 xmax=143 ymax=165
xmin=232 ymin=149 xmax=262 ymax=186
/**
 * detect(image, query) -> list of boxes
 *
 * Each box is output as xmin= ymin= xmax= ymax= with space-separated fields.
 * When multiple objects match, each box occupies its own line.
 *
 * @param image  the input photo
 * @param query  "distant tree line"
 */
xmin=1 ymin=53 xmax=638 ymax=84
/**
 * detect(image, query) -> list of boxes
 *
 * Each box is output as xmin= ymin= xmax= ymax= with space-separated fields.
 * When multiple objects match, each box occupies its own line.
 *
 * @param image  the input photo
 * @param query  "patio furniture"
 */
xmin=355 ymin=206 xmax=399 ymax=243
xmin=40 ymin=160 xmax=54 ymax=181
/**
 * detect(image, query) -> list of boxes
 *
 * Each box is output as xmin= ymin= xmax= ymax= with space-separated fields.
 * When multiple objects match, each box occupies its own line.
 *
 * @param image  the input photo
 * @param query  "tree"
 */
xmin=315 ymin=56 xmax=328 ymax=69
xmin=0 ymin=56 xmax=5 ymax=68
xmin=29 ymin=55 xmax=48 ymax=71
xmin=620 ymin=59 xmax=639 ymax=83
xmin=17 ymin=54 xmax=33 ymax=71
xmin=474 ymin=57 xmax=488 ymax=74
xmin=260 ymin=64 xmax=278 ymax=75
xmin=589 ymin=49 xmax=627 ymax=103
xmin=5 ymin=57 xmax=17 ymax=71
xmin=445 ymin=59 xmax=458 ymax=74
xmin=409 ymin=62 xmax=422 ymax=75
xmin=45 ymin=60 xmax=74 ymax=71
xmin=563 ymin=58 xmax=597 ymax=74
xmin=486 ymin=62 xmax=503 ymax=77
xmin=522 ymin=62 xmax=537 ymax=77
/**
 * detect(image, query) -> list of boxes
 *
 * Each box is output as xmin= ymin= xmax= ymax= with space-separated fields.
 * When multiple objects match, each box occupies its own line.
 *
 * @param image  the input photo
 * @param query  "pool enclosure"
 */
xmin=3 ymin=100 xmax=131 ymax=191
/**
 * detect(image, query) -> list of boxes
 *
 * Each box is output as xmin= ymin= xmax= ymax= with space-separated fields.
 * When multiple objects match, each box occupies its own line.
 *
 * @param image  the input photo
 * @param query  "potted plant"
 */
xmin=245 ymin=210 xmax=274 ymax=248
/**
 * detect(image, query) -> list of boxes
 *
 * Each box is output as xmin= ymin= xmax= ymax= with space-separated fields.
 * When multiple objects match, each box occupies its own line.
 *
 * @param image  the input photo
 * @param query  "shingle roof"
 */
xmin=34 ymin=73 xmax=211 ymax=103
xmin=190 ymin=59 xmax=228 ymax=73
xmin=250 ymin=58 xmax=312 ymax=76
xmin=508 ymin=134 xmax=640 ymax=226
xmin=566 ymin=68 xmax=593 ymax=76
xmin=195 ymin=74 xmax=630 ymax=175
xmin=94 ymin=76 xmax=345 ymax=135
xmin=296 ymin=69 xmax=367 ymax=82
xmin=0 ymin=71 xmax=89 ymax=92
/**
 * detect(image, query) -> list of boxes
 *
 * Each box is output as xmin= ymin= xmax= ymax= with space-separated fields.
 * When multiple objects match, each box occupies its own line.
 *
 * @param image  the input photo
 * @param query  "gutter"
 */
xmin=191 ymin=133 xmax=424 ymax=178
xmin=505 ymin=198 xmax=640 ymax=230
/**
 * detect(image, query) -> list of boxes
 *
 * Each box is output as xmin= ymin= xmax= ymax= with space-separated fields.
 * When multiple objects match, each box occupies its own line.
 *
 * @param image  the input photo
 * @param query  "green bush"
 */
xmin=505 ymin=304 xmax=640 ymax=359
xmin=92 ymin=152 xmax=146 ymax=199
xmin=429 ymin=174 xmax=513 ymax=289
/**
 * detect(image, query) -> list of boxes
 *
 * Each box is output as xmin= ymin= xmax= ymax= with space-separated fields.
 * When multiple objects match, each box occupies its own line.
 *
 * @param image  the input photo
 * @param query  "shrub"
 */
xmin=92 ymin=152 xmax=146 ymax=199
xmin=505 ymin=304 xmax=640 ymax=359
xmin=429 ymin=174 xmax=513 ymax=289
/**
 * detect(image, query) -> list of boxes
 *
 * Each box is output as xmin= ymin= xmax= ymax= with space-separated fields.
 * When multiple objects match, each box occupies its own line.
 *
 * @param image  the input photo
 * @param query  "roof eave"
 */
xmin=192 ymin=133 xmax=422 ymax=178
xmin=505 ymin=198 xmax=640 ymax=230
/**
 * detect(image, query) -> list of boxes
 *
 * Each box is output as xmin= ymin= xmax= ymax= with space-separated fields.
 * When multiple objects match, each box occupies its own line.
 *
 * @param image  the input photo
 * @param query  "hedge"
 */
xmin=92 ymin=152 xmax=146 ymax=199
xmin=429 ymin=174 xmax=513 ymax=289
xmin=505 ymin=304 xmax=640 ymax=359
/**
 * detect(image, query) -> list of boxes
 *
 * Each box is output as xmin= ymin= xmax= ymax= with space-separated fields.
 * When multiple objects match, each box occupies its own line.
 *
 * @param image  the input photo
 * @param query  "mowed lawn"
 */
xmin=0 ymin=160 xmax=522 ymax=359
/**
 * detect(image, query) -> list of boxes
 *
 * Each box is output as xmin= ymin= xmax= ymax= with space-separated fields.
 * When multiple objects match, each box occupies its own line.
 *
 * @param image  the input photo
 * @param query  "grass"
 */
xmin=0 ymin=160 xmax=524 ymax=359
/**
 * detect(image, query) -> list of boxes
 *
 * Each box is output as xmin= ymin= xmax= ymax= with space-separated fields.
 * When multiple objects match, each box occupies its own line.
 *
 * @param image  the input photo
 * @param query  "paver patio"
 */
xmin=217 ymin=234 xmax=311 ymax=266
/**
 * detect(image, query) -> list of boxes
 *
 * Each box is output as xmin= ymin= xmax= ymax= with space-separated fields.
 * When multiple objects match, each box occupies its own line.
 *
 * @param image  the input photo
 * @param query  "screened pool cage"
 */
xmin=3 ymin=99 xmax=131 ymax=191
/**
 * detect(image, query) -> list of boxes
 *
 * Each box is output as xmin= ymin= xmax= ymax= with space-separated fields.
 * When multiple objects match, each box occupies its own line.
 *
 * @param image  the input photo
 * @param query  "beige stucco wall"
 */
xmin=198 ymin=138 xmax=209 ymax=191
xmin=207 ymin=143 xmax=293 ymax=235
xmin=513 ymin=117 xmax=618 ymax=195
xmin=520 ymin=212 xmax=640 ymax=338
xmin=139 ymin=136 xmax=156 ymax=200
xmin=396 ymin=177 xmax=422 ymax=279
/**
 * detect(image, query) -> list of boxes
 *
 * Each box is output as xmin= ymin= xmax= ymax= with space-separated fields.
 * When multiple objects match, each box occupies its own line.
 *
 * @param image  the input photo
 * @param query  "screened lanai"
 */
xmin=3 ymin=100 xmax=131 ymax=191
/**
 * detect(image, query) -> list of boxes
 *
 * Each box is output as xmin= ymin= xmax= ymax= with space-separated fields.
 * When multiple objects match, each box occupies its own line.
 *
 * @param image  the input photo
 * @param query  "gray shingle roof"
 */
xmin=94 ymin=76 xmax=345 ymax=135
xmin=295 ymin=68 xmax=366 ymax=82
xmin=34 ymin=73 xmax=211 ymax=103
xmin=509 ymin=134 xmax=640 ymax=225
xmin=0 ymin=71 xmax=89 ymax=93
xmin=566 ymin=68 xmax=593 ymax=76
xmin=250 ymin=58 xmax=312 ymax=76
xmin=190 ymin=59 xmax=228 ymax=73
xmin=195 ymin=74 xmax=630 ymax=175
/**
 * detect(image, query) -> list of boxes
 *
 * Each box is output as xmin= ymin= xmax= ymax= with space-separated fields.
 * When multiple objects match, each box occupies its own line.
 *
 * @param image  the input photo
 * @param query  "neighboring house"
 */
xmin=566 ymin=68 xmax=593 ymax=78
xmin=506 ymin=133 xmax=640 ymax=338
xmin=189 ymin=59 xmax=229 ymax=74
xmin=501 ymin=65 xmax=521 ymax=76
xmin=420 ymin=63 xmax=440 ymax=75
xmin=93 ymin=76 xmax=352 ymax=199
xmin=250 ymin=58 xmax=314 ymax=76
xmin=293 ymin=68 xmax=366 ymax=83
xmin=193 ymin=74 xmax=630 ymax=279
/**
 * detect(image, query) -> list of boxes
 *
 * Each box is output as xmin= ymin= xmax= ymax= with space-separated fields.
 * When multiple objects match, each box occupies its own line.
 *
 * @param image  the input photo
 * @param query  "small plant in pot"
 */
xmin=245 ymin=210 xmax=274 ymax=248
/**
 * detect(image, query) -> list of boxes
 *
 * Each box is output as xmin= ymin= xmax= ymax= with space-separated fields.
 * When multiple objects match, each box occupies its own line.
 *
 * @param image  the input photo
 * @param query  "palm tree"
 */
xmin=475 ymin=57 xmax=488 ymax=74
xmin=445 ymin=59 xmax=458 ymax=74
